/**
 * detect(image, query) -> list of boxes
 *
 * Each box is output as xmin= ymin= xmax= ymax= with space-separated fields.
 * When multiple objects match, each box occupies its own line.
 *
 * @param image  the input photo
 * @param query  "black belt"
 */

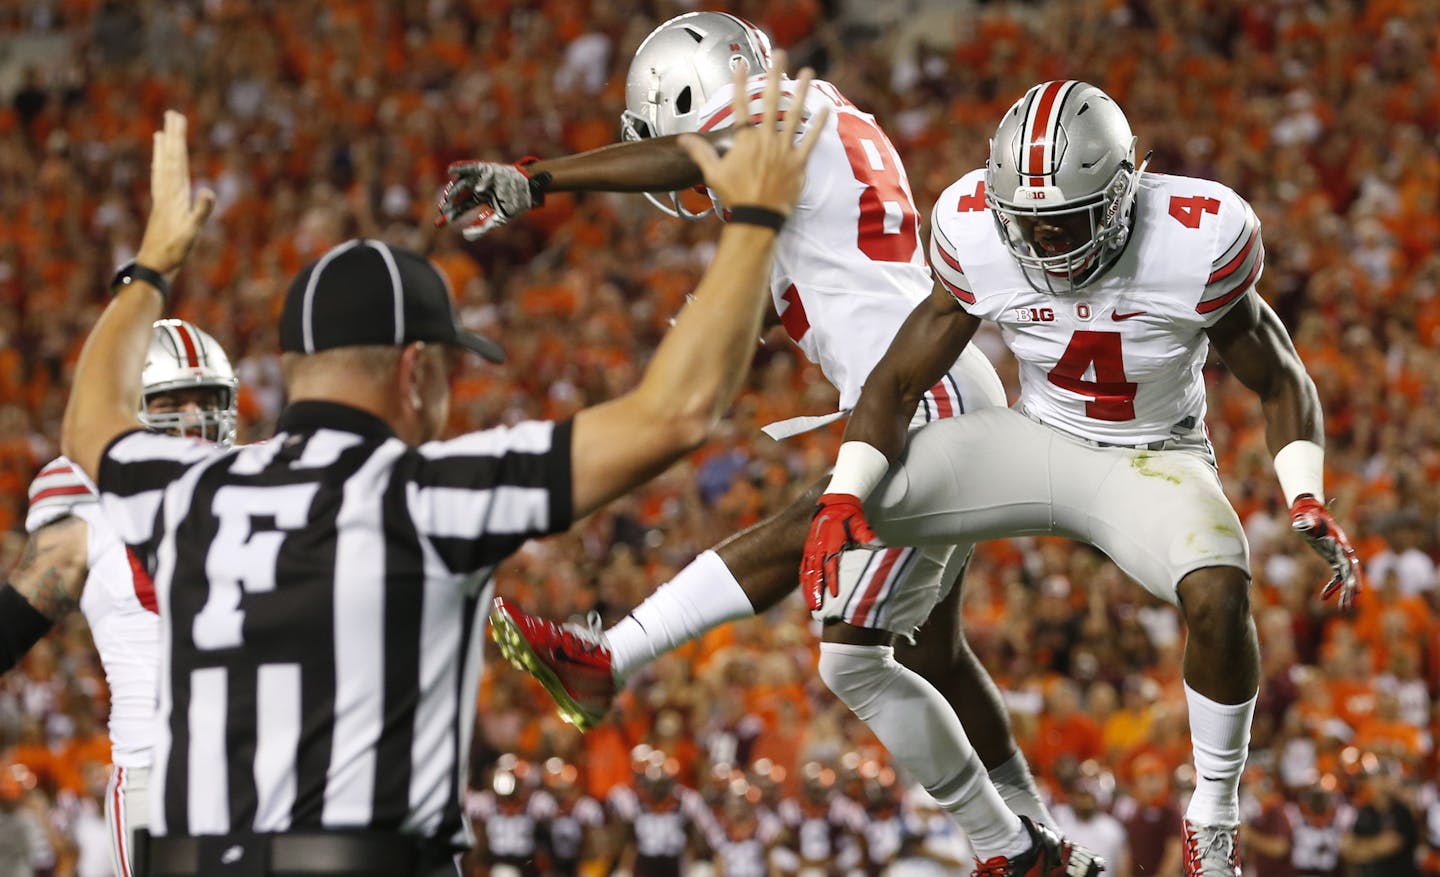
xmin=143 ymin=831 xmax=457 ymax=876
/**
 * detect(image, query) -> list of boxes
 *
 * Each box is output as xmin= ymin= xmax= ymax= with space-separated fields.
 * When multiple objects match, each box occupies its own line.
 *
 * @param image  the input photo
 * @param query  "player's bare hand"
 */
xmin=135 ymin=111 xmax=215 ymax=280
xmin=678 ymin=50 xmax=827 ymax=218
xmin=1290 ymin=495 xmax=1364 ymax=611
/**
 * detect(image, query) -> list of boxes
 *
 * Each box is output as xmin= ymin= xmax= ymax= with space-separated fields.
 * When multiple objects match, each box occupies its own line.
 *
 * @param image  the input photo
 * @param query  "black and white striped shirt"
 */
xmin=96 ymin=401 xmax=573 ymax=846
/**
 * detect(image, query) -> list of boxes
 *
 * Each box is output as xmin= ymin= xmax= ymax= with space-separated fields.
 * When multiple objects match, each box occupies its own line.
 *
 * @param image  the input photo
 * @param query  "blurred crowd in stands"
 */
xmin=0 ymin=0 xmax=1437 ymax=874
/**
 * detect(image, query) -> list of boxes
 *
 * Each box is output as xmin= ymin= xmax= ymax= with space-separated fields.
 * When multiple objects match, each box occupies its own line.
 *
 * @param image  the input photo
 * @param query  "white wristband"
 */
xmin=1274 ymin=439 xmax=1324 ymax=505
xmin=825 ymin=441 xmax=891 ymax=500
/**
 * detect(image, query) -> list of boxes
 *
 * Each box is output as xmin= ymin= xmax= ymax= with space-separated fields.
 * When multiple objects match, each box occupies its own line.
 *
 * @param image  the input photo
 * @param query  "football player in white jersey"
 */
xmin=800 ymin=80 xmax=1366 ymax=877
xmin=0 ymin=318 xmax=238 ymax=877
xmin=438 ymin=13 xmax=1102 ymax=877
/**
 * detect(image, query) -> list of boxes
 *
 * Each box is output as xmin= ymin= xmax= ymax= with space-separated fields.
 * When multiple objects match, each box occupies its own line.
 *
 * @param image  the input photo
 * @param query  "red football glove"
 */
xmin=1290 ymin=494 xmax=1364 ymax=611
xmin=800 ymin=493 xmax=878 ymax=611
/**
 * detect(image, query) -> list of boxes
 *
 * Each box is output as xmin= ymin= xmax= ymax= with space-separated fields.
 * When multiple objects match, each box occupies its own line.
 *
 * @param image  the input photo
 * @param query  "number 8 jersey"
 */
xmin=930 ymin=168 xmax=1264 ymax=445
xmin=696 ymin=77 xmax=934 ymax=411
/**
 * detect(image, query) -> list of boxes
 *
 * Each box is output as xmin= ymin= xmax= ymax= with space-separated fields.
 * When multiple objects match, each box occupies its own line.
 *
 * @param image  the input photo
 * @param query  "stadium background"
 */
xmin=0 ymin=0 xmax=1436 ymax=874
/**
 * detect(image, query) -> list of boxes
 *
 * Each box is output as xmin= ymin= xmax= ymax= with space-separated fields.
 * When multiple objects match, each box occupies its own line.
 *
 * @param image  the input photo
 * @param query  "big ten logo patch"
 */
xmin=1014 ymin=306 xmax=1056 ymax=322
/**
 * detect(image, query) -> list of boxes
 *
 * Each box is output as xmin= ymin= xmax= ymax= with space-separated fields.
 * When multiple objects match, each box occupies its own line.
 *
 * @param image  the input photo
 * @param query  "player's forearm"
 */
xmin=531 ymin=135 xmax=707 ymax=194
xmin=61 ymin=282 xmax=159 ymax=479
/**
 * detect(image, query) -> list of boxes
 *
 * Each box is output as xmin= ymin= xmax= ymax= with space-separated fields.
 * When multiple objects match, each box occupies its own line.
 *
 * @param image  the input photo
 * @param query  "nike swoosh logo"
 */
xmin=1112 ymin=310 xmax=1146 ymax=321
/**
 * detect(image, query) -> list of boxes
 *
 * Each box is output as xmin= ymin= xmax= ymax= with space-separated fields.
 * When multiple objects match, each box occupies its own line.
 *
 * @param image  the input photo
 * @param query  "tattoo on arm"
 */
xmin=10 ymin=516 xmax=88 ymax=621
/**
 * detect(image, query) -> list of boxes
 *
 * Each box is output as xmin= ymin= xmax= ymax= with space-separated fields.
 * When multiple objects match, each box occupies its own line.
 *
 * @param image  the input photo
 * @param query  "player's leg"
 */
xmin=818 ymin=619 xmax=1030 ymax=861
xmin=104 ymin=765 xmax=149 ymax=877
xmin=1176 ymin=565 xmax=1259 ymax=824
xmin=818 ymin=618 xmax=1095 ymax=874
xmin=1061 ymin=437 xmax=1253 ymax=875
xmin=602 ymin=345 xmax=1008 ymax=679
xmin=491 ymin=351 xmax=1011 ymax=727
xmin=605 ymin=479 xmax=822 ymax=679
xmin=895 ymin=554 xmax=1053 ymax=826
xmin=491 ymin=479 xmax=824 ymax=728
xmin=816 ymin=411 xmax=1103 ymax=874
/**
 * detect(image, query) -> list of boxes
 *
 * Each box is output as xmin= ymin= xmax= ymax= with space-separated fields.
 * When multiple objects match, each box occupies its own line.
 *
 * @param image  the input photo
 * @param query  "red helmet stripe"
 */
xmin=173 ymin=322 xmax=201 ymax=368
xmin=1025 ymin=80 xmax=1068 ymax=186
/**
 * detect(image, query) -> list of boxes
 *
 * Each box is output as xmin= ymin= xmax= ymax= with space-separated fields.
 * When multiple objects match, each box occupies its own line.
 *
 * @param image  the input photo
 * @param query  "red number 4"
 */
xmin=956 ymin=179 xmax=986 ymax=213
xmin=1047 ymin=331 xmax=1137 ymax=421
xmin=1168 ymin=195 xmax=1220 ymax=229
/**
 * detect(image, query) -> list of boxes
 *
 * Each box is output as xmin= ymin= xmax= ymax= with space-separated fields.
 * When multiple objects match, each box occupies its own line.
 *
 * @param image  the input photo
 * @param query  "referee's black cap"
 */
xmin=280 ymin=239 xmax=504 ymax=363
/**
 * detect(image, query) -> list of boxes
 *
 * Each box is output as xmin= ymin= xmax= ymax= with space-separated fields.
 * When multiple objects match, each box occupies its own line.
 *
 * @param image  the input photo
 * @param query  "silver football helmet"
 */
xmin=986 ymin=80 xmax=1149 ymax=294
xmin=140 ymin=319 xmax=239 ymax=446
xmin=620 ymin=12 xmax=774 ymax=220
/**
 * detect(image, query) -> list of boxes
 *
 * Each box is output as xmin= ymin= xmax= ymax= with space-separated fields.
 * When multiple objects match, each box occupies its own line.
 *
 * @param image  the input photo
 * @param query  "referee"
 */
xmin=61 ymin=58 xmax=823 ymax=877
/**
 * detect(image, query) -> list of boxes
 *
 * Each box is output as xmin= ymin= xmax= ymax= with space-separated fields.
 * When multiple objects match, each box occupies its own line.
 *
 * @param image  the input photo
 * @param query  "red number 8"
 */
xmin=834 ymin=114 xmax=919 ymax=263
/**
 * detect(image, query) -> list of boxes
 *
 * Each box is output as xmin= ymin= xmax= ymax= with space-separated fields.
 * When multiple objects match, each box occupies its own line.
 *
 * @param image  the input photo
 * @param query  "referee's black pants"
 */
xmin=139 ymin=831 xmax=461 ymax=877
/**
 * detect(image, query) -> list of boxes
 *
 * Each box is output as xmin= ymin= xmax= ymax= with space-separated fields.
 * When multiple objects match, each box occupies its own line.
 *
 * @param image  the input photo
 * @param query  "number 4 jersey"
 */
xmin=930 ymin=169 xmax=1263 ymax=445
xmin=696 ymin=77 xmax=934 ymax=411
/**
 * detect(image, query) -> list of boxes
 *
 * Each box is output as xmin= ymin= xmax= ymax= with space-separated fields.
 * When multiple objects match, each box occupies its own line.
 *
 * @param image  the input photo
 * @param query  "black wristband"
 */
xmin=727 ymin=205 xmax=787 ymax=231
xmin=527 ymin=170 xmax=553 ymax=207
xmin=0 ymin=584 xmax=56 ymax=673
xmin=110 ymin=261 xmax=170 ymax=303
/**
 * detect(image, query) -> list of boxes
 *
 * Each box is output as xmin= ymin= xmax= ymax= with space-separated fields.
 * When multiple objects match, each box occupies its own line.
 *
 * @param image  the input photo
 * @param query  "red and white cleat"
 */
xmin=972 ymin=816 xmax=1107 ymax=877
xmin=489 ymin=597 xmax=616 ymax=731
xmin=1182 ymin=820 xmax=1241 ymax=876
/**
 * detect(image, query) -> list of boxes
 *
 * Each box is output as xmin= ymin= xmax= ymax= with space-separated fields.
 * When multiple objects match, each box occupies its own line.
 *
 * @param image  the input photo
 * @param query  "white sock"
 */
xmin=1183 ymin=680 xmax=1256 ymax=826
xmin=607 ymin=551 xmax=755 ymax=680
xmin=988 ymin=750 xmax=1054 ymax=826
xmin=818 ymin=643 xmax=1029 ymax=860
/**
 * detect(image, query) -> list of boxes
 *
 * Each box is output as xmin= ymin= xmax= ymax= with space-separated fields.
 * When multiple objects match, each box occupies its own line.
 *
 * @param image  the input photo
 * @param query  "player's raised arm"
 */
xmin=567 ymin=57 xmax=826 ymax=519
xmin=435 ymin=132 xmax=721 ymax=238
xmin=439 ymin=14 xmax=780 ymax=239
xmin=61 ymin=111 xmax=215 ymax=481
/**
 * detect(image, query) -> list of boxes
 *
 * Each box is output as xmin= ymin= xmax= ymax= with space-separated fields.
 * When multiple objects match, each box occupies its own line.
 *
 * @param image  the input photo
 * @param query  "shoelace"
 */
xmin=1186 ymin=825 xmax=1238 ymax=874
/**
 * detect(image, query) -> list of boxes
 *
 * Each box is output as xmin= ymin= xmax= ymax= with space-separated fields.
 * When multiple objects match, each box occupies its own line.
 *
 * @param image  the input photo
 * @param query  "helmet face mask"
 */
xmin=986 ymin=81 xmax=1147 ymax=295
xmin=139 ymin=320 xmax=239 ymax=447
xmin=620 ymin=11 xmax=773 ymax=220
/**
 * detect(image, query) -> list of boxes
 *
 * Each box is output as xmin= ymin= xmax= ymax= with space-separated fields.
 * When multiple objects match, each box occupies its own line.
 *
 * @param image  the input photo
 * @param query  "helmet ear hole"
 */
xmin=675 ymin=86 xmax=692 ymax=115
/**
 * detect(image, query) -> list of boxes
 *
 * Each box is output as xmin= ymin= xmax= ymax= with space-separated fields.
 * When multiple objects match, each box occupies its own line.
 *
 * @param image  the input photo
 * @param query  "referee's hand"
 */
xmin=136 ymin=110 xmax=216 ymax=281
xmin=678 ymin=50 xmax=827 ymax=219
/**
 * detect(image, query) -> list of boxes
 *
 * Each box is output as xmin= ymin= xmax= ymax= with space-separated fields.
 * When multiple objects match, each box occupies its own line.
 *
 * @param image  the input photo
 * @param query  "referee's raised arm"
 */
xmin=61 ymin=111 xmax=215 ymax=482
xmin=566 ymin=53 xmax=826 ymax=518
